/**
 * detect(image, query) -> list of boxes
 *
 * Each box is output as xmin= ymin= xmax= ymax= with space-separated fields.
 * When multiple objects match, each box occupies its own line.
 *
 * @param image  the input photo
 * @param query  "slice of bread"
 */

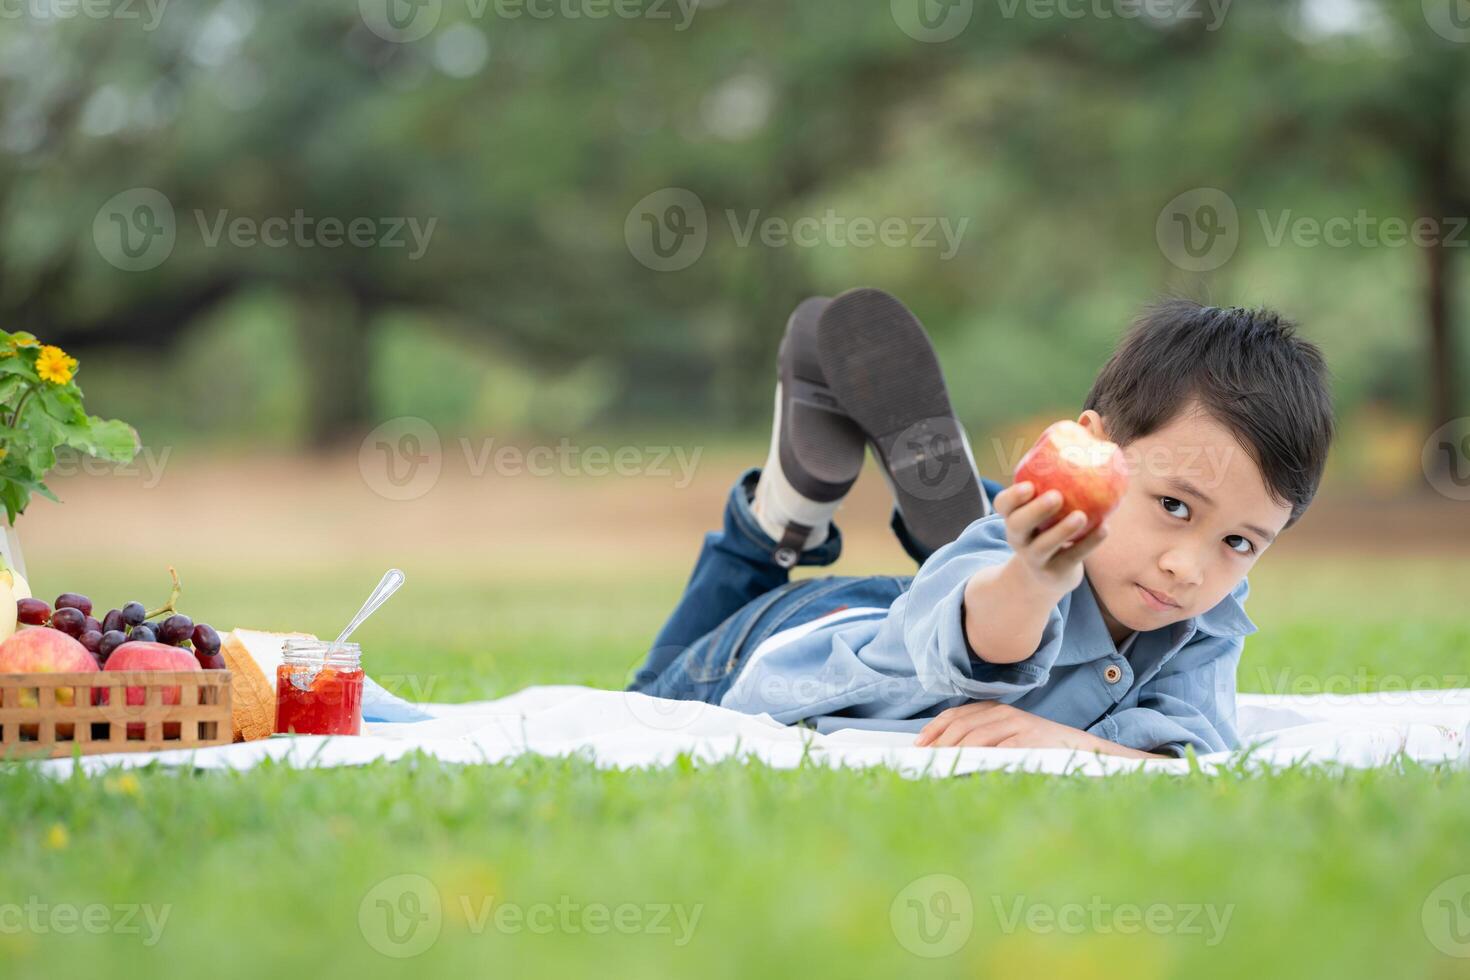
xmin=220 ymin=628 xmax=317 ymax=742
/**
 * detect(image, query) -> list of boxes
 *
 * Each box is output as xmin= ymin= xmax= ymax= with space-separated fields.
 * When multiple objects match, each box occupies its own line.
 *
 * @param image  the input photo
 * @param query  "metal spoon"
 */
xmin=289 ymin=569 xmax=406 ymax=692
xmin=334 ymin=568 xmax=406 ymax=650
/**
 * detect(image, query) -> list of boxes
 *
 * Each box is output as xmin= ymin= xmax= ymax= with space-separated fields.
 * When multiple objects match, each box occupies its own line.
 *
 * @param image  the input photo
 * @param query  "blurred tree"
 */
xmin=0 ymin=0 xmax=1461 ymax=453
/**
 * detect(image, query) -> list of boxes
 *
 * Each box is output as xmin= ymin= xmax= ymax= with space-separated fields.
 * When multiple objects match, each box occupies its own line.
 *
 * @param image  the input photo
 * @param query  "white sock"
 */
xmin=751 ymin=385 xmax=843 ymax=551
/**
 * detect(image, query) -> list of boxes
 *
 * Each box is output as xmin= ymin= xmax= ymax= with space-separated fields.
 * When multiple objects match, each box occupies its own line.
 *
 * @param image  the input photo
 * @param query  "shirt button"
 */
xmin=1103 ymin=665 xmax=1123 ymax=684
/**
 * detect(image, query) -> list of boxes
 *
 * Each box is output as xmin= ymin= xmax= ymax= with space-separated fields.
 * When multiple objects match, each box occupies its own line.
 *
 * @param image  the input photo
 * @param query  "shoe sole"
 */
xmin=776 ymin=297 xmax=867 ymax=503
xmin=816 ymin=288 xmax=984 ymax=551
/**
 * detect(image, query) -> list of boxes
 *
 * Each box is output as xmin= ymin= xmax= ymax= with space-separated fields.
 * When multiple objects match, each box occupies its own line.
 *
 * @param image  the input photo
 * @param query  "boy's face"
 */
xmin=1078 ymin=403 xmax=1293 ymax=642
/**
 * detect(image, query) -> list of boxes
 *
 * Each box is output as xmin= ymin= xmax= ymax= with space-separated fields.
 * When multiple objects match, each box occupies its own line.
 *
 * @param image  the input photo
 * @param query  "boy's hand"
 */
xmin=915 ymin=702 xmax=1093 ymax=749
xmin=914 ymin=702 xmax=1165 ymax=759
xmin=959 ymin=482 xmax=1111 ymax=666
xmin=993 ymin=481 xmax=1109 ymax=596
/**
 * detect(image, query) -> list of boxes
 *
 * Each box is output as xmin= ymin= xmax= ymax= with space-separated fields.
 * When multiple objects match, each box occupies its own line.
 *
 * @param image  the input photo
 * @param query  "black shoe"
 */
xmin=760 ymin=297 xmax=868 ymax=568
xmin=816 ymin=287 xmax=986 ymax=555
xmin=774 ymin=296 xmax=867 ymax=504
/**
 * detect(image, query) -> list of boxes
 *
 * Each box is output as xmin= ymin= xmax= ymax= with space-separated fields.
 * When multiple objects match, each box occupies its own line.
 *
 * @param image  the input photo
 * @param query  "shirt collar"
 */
xmin=1065 ymin=575 xmax=1256 ymax=664
xmin=1190 ymin=580 xmax=1258 ymax=638
xmin=1054 ymin=577 xmax=1128 ymax=665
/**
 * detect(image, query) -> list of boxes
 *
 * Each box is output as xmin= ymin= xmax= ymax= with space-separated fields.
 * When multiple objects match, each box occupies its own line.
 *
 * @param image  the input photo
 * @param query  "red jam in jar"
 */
xmin=273 ymin=640 xmax=364 ymax=736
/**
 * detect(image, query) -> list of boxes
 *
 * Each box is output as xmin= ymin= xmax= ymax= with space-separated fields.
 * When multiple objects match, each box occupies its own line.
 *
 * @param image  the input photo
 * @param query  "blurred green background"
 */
xmin=1 ymin=0 xmax=1467 ymax=495
xmin=6 ymin=5 xmax=1470 ymax=980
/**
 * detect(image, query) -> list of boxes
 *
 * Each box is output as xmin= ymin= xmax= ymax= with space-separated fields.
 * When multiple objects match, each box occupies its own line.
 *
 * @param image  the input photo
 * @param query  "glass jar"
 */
xmin=273 ymin=639 xmax=365 ymax=736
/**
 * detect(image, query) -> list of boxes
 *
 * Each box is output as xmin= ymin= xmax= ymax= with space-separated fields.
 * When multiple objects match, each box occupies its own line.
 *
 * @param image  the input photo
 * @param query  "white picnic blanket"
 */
xmin=20 ymin=685 xmax=1470 ymax=777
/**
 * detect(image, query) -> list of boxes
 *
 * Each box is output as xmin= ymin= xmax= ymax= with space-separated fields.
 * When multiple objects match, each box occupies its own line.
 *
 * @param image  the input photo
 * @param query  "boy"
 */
xmin=628 ymin=289 xmax=1334 ymax=758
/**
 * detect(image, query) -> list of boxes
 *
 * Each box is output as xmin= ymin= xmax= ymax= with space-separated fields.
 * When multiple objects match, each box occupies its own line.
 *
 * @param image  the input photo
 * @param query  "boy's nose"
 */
xmin=1158 ymin=548 xmax=1205 ymax=589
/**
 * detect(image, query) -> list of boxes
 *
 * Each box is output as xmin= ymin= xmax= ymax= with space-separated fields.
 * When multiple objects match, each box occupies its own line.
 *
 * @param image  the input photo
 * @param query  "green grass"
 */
xmin=4 ymin=554 xmax=1470 ymax=979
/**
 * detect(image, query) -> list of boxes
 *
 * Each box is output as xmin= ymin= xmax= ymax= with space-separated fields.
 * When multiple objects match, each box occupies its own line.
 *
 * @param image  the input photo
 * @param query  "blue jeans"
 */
xmin=627 ymin=467 xmax=1005 ymax=705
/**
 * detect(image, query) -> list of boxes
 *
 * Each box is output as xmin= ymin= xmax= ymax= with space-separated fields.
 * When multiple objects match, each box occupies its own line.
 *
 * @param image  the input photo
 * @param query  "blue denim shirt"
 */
xmin=719 ymin=513 xmax=1257 ymax=757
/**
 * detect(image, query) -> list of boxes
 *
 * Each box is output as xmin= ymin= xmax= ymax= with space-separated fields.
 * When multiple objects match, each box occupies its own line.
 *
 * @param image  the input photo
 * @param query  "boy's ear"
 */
xmin=1076 ymin=409 xmax=1109 ymax=441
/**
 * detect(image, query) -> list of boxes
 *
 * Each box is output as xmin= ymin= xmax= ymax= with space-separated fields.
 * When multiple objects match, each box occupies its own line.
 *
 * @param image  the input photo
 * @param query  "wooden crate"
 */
xmin=0 ymin=671 xmax=232 ymax=758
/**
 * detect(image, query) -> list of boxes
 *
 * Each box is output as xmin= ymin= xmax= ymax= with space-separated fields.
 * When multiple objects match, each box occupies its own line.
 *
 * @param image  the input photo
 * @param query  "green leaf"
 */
xmin=0 ymin=359 xmax=36 ymax=381
xmin=39 ymin=385 xmax=86 ymax=425
xmin=23 ymin=439 xmax=56 ymax=477
xmin=65 ymin=417 xmax=140 ymax=463
xmin=18 ymin=409 xmax=61 ymax=472
xmin=0 ymin=479 xmax=28 ymax=524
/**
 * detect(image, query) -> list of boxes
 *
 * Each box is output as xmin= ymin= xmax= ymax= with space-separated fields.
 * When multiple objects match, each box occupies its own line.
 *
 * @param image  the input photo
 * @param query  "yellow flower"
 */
xmin=44 ymin=824 xmax=68 ymax=850
xmin=104 ymin=773 xmax=141 ymax=797
xmin=1 ymin=333 xmax=39 ymax=357
xmin=35 ymin=345 xmax=77 ymax=385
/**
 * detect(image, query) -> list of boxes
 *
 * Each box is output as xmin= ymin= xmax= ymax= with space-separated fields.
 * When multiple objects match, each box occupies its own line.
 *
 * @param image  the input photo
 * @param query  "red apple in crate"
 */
xmin=102 ymin=642 xmax=199 ymax=738
xmin=1012 ymin=420 xmax=1130 ymax=539
xmin=0 ymin=627 xmax=100 ymax=738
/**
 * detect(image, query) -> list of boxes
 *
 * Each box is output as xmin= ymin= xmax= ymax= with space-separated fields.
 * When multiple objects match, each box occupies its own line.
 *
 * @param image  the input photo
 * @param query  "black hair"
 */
xmin=1083 ymin=299 xmax=1335 ymax=529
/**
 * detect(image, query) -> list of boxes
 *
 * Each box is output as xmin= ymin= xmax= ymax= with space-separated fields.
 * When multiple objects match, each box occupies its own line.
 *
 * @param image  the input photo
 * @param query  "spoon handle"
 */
xmin=334 ymin=568 xmax=406 ymax=648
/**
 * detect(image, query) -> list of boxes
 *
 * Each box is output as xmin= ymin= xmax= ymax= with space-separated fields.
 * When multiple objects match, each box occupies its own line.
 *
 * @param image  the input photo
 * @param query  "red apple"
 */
xmin=0 ymin=626 xmax=99 ymax=704
xmin=0 ymin=627 xmax=100 ymax=738
xmin=102 ymin=642 xmax=199 ymax=738
xmin=1012 ymin=420 xmax=1130 ymax=539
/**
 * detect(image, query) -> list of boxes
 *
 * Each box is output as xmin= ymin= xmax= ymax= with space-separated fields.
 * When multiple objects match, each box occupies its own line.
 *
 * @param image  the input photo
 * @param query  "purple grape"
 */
xmin=55 ymin=593 xmax=93 ymax=617
xmin=128 ymin=625 xmax=156 ymax=644
xmin=102 ymin=609 xmax=125 ymax=634
xmin=79 ymin=630 xmax=103 ymax=654
xmin=194 ymin=649 xmax=226 ymax=670
xmin=121 ymin=602 xmax=146 ymax=628
xmin=50 ymin=607 xmax=87 ymax=638
xmin=98 ymin=630 xmax=128 ymax=662
xmin=158 ymin=614 xmax=194 ymax=645
xmin=17 ymin=598 xmax=50 ymax=626
xmin=191 ymin=624 xmax=222 ymax=659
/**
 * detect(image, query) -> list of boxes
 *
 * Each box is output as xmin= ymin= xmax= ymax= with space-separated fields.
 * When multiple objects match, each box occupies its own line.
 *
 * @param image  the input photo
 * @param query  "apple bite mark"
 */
xmin=1012 ymin=420 xmax=1130 ymax=542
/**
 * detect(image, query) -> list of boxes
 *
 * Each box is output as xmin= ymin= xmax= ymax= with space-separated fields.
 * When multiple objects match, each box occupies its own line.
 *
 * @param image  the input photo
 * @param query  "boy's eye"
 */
xmin=1159 ymin=496 xmax=1190 ymax=519
xmin=1225 ymin=535 xmax=1254 ymax=555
